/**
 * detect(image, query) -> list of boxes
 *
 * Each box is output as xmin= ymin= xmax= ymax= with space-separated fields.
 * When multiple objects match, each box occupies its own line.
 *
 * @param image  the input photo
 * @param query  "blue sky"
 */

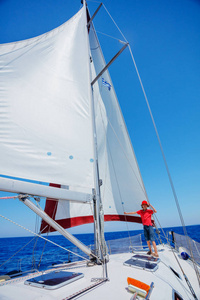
xmin=0 ymin=0 xmax=200 ymax=237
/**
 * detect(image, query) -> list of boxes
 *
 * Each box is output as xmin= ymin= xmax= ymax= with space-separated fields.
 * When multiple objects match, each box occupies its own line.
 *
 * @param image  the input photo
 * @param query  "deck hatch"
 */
xmin=24 ymin=270 xmax=84 ymax=290
xmin=123 ymin=258 xmax=158 ymax=272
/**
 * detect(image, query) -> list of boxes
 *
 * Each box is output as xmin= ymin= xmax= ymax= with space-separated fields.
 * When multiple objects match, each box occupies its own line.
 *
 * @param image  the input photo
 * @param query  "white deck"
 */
xmin=0 ymin=244 xmax=199 ymax=300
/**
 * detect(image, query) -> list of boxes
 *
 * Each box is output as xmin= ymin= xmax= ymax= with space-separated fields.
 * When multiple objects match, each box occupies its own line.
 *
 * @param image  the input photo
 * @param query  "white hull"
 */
xmin=0 ymin=244 xmax=199 ymax=300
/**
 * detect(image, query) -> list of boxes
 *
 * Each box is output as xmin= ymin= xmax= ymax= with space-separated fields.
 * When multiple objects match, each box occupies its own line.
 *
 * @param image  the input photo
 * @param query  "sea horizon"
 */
xmin=0 ymin=224 xmax=199 ymax=276
xmin=0 ymin=223 xmax=199 ymax=239
xmin=0 ymin=224 xmax=199 ymax=241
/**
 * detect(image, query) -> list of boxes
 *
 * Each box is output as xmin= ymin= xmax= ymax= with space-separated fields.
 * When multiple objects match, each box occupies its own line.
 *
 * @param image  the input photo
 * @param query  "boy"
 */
xmin=124 ymin=200 xmax=159 ymax=257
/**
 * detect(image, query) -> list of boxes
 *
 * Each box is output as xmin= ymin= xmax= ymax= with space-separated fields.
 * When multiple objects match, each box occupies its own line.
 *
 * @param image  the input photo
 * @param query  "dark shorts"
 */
xmin=143 ymin=225 xmax=155 ymax=242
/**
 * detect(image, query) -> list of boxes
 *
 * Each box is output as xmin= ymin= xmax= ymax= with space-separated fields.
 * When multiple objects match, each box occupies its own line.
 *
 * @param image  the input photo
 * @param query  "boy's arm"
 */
xmin=124 ymin=211 xmax=138 ymax=215
xmin=149 ymin=204 xmax=157 ymax=213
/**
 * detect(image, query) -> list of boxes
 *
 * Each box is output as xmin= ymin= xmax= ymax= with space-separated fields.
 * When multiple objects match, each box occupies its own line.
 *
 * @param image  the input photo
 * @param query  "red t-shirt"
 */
xmin=136 ymin=209 xmax=154 ymax=226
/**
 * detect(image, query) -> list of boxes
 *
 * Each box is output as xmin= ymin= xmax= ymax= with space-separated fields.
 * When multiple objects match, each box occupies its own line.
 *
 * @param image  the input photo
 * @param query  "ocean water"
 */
xmin=0 ymin=224 xmax=199 ymax=277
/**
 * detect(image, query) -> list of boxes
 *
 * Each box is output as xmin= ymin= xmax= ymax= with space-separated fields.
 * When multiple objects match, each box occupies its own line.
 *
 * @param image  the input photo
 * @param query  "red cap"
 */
xmin=141 ymin=200 xmax=149 ymax=207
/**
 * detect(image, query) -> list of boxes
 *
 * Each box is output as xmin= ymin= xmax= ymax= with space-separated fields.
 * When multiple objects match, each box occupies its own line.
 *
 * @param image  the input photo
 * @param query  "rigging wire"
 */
xmin=37 ymin=226 xmax=48 ymax=269
xmin=128 ymin=44 xmax=200 ymax=288
xmin=102 ymin=4 xmax=128 ymax=43
xmin=91 ymin=28 xmax=125 ymax=43
xmin=153 ymin=262 xmax=195 ymax=299
xmin=0 ymin=214 xmax=93 ymax=262
xmin=32 ymin=198 xmax=50 ymax=269
xmin=0 ymin=197 xmax=52 ymax=271
xmin=32 ymin=200 xmax=40 ymax=269
xmin=34 ymin=198 xmax=102 ymax=267
xmin=0 ymin=234 xmax=38 ymax=270
xmin=29 ymin=197 xmax=53 ymax=269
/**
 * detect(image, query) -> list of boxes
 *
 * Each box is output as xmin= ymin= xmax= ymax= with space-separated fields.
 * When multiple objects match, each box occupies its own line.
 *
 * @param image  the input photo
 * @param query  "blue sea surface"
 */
xmin=0 ymin=224 xmax=199 ymax=277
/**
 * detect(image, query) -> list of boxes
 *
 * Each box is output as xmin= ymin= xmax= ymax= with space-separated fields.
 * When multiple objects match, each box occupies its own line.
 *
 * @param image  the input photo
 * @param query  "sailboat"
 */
xmin=0 ymin=1 xmax=200 ymax=299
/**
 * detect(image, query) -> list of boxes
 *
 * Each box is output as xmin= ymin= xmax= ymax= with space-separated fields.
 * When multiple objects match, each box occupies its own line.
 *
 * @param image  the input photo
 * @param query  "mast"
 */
xmin=83 ymin=0 xmax=106 ymax=263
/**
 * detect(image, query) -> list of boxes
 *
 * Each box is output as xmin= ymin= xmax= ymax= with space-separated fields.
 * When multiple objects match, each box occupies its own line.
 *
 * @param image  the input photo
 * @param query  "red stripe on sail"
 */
xmin=40 ymin=213 xmax=142 ymax=233
xmin=40 ymin=183 xmax=60 ymax=233
xmin=104 ymin=214 xmax=142 ymax=224
xmin=41 ymin=215 xmax=95 ymax=233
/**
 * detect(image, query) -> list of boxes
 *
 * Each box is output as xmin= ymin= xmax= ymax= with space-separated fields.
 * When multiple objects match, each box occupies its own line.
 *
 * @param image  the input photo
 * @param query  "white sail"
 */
xmin=89 ymin=23 xmax=147 ymax=222
xmin=0 ymin=8 xmax=94 ymax=193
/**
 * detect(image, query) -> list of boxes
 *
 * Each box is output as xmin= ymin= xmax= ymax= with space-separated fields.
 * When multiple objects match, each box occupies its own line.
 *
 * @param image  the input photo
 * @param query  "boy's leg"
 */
xmin=147 ymin=241 xmax=152 ymax=254
xmin=144 ymin=226 xmax=152 ymax=254
xmin=149 ymin=226 xmax=159 ymax=257
xmin=152 ymin=241 xmax=159 ymax=257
